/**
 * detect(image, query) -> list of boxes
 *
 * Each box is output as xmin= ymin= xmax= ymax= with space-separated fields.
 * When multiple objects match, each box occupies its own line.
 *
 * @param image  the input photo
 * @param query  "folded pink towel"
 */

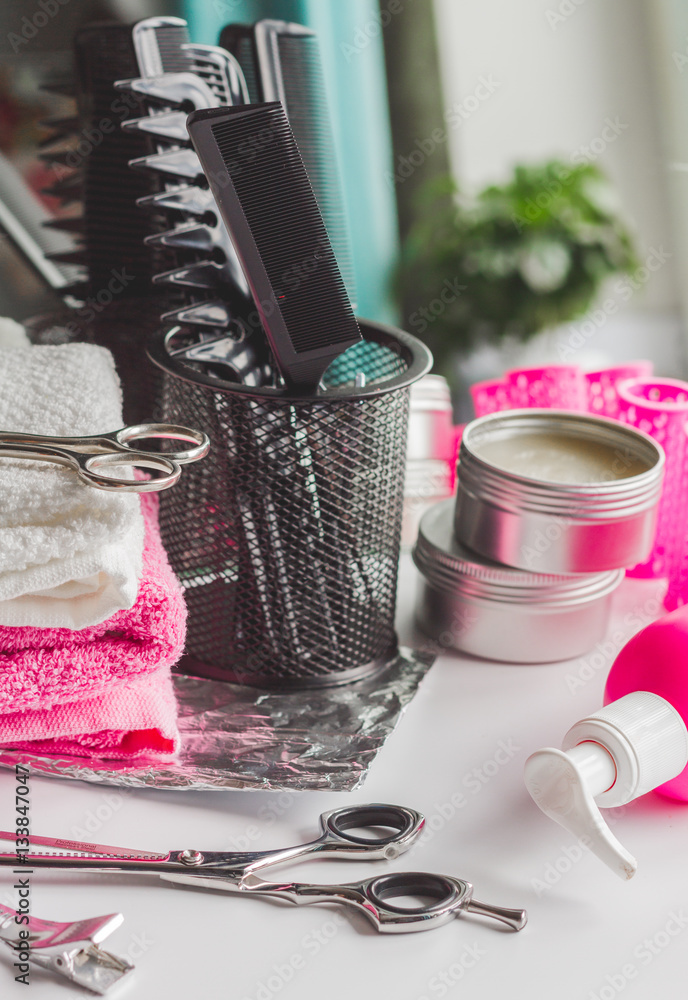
xmin=0 ymin=494 xmax=186 ymax=760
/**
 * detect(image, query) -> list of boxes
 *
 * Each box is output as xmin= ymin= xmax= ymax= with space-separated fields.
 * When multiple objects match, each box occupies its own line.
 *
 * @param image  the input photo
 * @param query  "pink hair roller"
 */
xmin=586 ymin=361 xmax=653 ymax=419
xmin=665 ymin=421 xmax=688 ymax=610
xmin=470 ymin=377 xmax=512 ymax=418
xmin=617 ymin=377 xmax=688 ymax=580
xmin=505 ymin=365 xmax=588 ymax=411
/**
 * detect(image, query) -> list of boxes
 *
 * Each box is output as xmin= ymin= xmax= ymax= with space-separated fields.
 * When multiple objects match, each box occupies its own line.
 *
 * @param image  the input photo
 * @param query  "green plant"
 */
xmin=398 ymin=160 xmax=639 ymax=371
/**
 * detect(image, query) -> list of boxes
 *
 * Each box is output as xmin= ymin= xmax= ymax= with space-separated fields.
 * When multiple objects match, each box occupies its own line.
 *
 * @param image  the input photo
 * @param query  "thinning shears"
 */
xmin=0 ymin=804 xmax=526 ymax=935
xmin=0 ymin=423 xmax=210 ymax=492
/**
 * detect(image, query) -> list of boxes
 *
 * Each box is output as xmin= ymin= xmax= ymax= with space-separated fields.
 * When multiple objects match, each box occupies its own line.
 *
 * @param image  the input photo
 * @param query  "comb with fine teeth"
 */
xmin=187 ymin=102 xmax=361 ymax=393
xmin=221 ymin=19 xmax=357 ymax=308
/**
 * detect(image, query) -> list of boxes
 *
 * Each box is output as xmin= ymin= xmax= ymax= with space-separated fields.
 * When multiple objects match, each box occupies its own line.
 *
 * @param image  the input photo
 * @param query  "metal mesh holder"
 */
xmin=148 ymin=320 xmax=432 ymax=688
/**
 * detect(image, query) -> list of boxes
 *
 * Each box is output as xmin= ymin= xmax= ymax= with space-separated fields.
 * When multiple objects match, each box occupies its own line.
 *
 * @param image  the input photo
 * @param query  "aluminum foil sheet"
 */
xmin=0 ymin=648 xmax=434 ymax=792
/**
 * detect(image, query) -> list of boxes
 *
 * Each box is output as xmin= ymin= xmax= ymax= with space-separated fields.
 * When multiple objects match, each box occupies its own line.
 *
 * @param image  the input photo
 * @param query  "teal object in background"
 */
xmin=183 ymin=0 xmax=400 ymax=323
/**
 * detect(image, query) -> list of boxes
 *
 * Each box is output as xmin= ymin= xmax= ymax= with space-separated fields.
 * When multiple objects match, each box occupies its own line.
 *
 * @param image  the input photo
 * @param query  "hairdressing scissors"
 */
xmin=0 ymin=423 xmax=210 ymax=493
xmin=0 ymin=804 xmax=526 ymax=935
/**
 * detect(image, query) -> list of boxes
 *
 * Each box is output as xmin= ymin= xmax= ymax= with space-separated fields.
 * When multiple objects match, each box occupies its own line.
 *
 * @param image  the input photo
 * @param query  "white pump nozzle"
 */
xmin=524 ymin=692 xmax=688 ymax=880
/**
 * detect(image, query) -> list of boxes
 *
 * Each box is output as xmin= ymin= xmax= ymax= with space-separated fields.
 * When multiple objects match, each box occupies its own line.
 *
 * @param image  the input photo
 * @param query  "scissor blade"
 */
xmin=0 ymin=830 xmax=167 ymax=859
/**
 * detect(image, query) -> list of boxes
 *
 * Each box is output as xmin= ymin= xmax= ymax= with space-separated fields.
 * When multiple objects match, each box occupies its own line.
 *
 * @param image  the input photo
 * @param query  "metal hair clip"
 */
xmin=0 ymin=904 xmax=133 ymax=994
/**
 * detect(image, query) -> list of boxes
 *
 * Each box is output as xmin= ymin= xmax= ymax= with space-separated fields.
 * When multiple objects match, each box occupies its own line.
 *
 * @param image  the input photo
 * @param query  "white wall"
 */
xmin=647 ymin=0 xmax=688 ymax=330
xmin=432 ymin=0 xmax=685 ymax=372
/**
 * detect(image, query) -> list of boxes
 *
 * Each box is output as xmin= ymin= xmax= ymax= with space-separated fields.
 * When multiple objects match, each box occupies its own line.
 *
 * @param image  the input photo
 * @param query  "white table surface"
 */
xmin=2 ymin=555 xmax=688 ymax=1000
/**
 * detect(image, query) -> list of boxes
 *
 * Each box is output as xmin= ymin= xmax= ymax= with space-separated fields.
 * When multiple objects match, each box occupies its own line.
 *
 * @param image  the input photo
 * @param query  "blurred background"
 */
xmin=1 ymin=0 xmax=687 ymax=411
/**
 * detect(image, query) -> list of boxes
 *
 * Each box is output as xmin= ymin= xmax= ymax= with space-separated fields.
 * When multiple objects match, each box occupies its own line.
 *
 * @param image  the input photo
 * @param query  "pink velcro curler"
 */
xmin=664 ymin=420 xmax=688 ymax=610
xmin=505 ymin=365 xmax=588 ymax=411
xmin=470 ymin=377 xmax=512 ymax=418
xmin=617 ymin=377 xmax=688 ymax=580
xmin=586 ymin=361 xmax=654 ymax=419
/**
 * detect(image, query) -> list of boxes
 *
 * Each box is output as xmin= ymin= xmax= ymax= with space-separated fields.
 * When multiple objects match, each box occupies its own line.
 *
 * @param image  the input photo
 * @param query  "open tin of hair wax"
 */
xmin=455 ymin=410 xmax=664 ymax=574
xmin=414 ymin=500 xmax=623 ymax=663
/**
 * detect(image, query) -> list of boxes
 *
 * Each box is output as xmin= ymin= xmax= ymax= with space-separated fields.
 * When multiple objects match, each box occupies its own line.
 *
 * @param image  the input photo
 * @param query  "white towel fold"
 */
xmin=0 ymin=340 xmax=144 ymax=629
xmin=0 ymin=317 xmax=30 ymax=349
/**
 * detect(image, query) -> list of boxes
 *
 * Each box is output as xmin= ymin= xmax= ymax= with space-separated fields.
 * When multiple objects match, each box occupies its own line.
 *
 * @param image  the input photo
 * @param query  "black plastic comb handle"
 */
xmin=186 ymin=103 xmax=361 ymax=394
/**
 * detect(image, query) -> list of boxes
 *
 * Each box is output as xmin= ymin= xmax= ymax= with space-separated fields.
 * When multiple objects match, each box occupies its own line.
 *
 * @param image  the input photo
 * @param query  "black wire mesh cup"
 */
xmin=148 ymin=320 xmax=432 ymax=688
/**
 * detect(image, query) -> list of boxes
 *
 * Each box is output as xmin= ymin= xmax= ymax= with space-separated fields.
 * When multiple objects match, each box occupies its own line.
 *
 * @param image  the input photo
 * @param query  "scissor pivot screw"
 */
xmin=179 ymin=850 xmax=204 ymax=866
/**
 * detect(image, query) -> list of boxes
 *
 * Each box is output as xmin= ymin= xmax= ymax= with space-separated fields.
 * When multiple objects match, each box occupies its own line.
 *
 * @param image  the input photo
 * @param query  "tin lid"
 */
xmin=414 ymin=499 xmax=623 ymax=606
xmin=459 ymin=410 xmax=664 ymax=516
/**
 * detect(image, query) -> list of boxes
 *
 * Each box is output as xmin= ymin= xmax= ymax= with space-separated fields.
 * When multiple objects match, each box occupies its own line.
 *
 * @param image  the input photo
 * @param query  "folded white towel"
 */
xmin=0 ymin=317 xmax=30 ymax=349
xmin=0 ymin=341 xmax=144 ymax=629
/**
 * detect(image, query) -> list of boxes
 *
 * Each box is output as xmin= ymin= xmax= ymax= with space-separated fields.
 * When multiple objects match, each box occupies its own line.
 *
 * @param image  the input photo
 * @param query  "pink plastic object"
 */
xmin=605 ymin=603 xmax=688 ymax=801
xmin=505 ymin=365 xmax=588 ymax=411
xmin=616 ymin=377 xmax=688 ymax=580
xmin=665 ymin=420 xmax=688 ymax=610
xmin=450 ymin=424 xmax=465 ymax=490
xmin=470 ymin=377 xmax=512 ymax=418
xmin=586 ymin=361 xmax=653 ymax=419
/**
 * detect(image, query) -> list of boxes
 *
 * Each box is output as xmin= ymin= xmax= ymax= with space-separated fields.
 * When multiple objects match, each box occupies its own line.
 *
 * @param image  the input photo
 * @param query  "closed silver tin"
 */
xmin=414 ymin=500 xmax=624 ymax=663
xmin=455 ymin=410 xmax=664 ymax=574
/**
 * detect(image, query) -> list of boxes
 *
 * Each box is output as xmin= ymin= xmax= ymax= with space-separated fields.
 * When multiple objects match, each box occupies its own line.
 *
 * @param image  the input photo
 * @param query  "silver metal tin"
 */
xmin=455 ymin=410 xmax=664 ymax=574
xmin=414 ymin=500 xmax=623 ymax=663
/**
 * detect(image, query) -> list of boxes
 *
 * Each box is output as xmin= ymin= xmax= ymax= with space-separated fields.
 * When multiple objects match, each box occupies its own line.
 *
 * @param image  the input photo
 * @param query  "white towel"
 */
xmin=0 ymin=316 xmax=30 ymax=349
xmin=0 ymin=341 xmax=144 ymax=630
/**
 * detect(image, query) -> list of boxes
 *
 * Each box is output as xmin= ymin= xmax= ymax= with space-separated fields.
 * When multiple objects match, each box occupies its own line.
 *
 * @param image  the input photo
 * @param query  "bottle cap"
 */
xmin=524 ymin=692 xmax=688 ymax=879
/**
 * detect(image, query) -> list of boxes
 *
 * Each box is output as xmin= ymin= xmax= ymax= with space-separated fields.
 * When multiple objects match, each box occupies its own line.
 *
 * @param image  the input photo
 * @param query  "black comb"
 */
xmin=187 ymin=103 xmax=361 ymax=394
xmin=221 ymin=20 xmax=357 ymax=308
xmin=50 ymin=18 xmax=193 ymax=297
xmin=219 ymin=25 xmax=262 ymax=103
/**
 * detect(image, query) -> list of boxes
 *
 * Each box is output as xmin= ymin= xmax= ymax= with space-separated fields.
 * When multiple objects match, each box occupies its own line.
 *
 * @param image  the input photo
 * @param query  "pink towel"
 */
xmin=0 ymin=494 xmax=186 ymax=760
